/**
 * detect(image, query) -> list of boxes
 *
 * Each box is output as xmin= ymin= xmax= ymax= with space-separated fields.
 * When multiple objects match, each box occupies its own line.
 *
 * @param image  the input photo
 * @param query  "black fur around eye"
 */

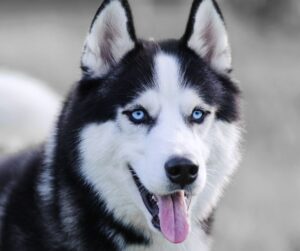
xmin=123 ymin=107 xmax=153 ymax=125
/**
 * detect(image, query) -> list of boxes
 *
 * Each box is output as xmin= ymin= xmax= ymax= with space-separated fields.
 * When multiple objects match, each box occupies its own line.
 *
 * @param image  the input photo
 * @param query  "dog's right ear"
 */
xmin=81 ymin=0 xmax=137 ymax=78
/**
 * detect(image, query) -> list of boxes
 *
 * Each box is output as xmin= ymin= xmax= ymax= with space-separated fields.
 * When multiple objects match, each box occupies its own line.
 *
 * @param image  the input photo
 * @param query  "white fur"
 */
xmin=126 ymin=225 xmax=210 ymax=251
xmin=78 ymin=53 xmax=241 ymax=250
xmin=81 ymin=0 xmax=135 ymax=77
xmin=193 ymin=121 xmax=241 ymax=220
xmin=187 ymin=0 xmax=232 ymax=75
xmin=0 ymin=70 xmax=61 ymax=154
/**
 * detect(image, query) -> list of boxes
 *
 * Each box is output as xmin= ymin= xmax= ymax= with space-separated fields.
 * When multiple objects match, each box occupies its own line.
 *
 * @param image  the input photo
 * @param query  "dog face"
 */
xmin=70 ymin=0 xmax=241 ymax=244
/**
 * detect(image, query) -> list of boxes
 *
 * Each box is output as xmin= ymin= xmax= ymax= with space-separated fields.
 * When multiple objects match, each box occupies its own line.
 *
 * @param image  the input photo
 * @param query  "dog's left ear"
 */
xmin=182 ymin=0 xmax=232 ymax=75
xmin=81 ymin=0 xmax=137 ymax=77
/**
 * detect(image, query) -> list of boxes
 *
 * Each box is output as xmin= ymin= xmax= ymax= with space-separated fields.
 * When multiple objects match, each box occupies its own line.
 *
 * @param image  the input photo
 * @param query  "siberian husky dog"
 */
xmin=0 ymin=0 xmax=241 ymax=250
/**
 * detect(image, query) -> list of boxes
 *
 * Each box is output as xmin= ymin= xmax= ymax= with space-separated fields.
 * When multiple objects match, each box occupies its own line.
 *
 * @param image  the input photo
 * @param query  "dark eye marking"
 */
xmin=123 ymin=106 xmax=154 ymax=125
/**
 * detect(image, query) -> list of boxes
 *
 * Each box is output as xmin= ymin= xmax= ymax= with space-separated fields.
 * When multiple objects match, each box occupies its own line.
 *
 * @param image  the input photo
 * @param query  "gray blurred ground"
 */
xmin=1 ymin=0 xmax=300 ymax=250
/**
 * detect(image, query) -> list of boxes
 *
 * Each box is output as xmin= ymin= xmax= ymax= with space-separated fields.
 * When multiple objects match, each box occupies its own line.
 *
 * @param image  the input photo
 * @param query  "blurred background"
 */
xmin=0 ymin=0 xmax=299 ymax=250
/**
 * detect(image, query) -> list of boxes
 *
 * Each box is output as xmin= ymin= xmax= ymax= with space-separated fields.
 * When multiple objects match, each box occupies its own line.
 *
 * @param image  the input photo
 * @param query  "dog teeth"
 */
xmin=186 ymin=196 xmax=192 ymax=209
xmin=152 ymin=195 xmax=158 ymax=202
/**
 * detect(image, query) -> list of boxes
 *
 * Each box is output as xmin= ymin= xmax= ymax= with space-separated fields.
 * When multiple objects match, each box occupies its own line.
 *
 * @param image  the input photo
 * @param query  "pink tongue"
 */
xmin=157 ymin=191 xmax=190 ymax=244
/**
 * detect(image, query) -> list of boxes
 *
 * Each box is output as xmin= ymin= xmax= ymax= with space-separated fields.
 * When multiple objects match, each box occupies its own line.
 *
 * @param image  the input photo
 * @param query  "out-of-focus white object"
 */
xmin=0 ymin=70 xmax=61 ymax=154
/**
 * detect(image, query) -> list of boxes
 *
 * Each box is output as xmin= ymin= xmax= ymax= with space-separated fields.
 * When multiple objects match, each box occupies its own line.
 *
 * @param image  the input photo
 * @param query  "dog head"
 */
xmin=63 ymin=0 xmax=241 ymax=244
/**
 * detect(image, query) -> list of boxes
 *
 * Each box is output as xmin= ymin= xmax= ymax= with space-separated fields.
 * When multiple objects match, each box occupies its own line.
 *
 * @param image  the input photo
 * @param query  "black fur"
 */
xmin=79 ymin=39 xmax=239 ymax=126
xmin=0 ymin=0 xmax=240 ymax=250
xmin=160 ymin=40 xmax=240 ymax=122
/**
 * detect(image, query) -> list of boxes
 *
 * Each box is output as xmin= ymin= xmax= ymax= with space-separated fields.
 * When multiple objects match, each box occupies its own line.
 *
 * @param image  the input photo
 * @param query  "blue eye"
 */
xmin=123 ymin=108 xmax=152 ymax=125
xmin=193 ymin=110 xmax=203 ymax=120
xmin=191 ymin=109 xmax=206 ymax=124
xmin=131 ymin=110 xmax=145 ymax=121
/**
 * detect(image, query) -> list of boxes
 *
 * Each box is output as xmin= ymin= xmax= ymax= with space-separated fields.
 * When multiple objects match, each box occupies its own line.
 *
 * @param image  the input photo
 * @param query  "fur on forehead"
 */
xmin=77 ymin=0 xmax=239 ymax=125
xmin=76 ymin=40 xmax=239 ymax=125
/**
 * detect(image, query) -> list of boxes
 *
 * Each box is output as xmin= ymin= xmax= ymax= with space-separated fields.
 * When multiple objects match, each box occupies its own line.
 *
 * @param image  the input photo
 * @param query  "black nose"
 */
xmin=165 ymin=157 xmax=199 ymax=187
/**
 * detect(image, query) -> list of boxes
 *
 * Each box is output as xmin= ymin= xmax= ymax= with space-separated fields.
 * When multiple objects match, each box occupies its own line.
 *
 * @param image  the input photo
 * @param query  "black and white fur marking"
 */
xmin=0 ymin=0 xmax=241 ymax=250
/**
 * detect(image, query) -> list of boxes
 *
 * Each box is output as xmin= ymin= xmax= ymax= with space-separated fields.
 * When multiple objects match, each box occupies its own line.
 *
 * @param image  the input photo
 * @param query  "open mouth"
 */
xmin=129 ymin=167 xmax=192 ymax=244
